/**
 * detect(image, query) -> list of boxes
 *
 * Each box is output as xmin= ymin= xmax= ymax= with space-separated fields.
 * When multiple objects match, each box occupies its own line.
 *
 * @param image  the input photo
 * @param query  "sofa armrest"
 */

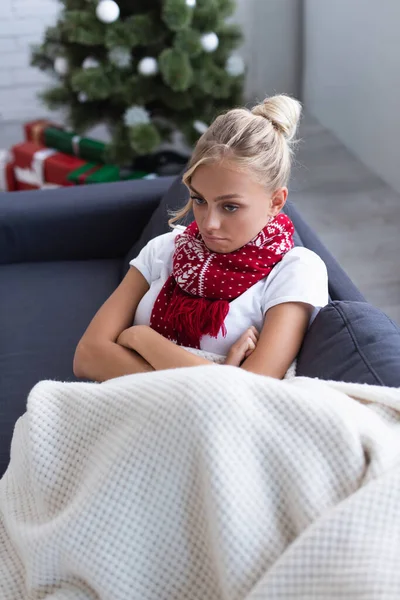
xmin=0 ymin=176 xmax=175 ymax=264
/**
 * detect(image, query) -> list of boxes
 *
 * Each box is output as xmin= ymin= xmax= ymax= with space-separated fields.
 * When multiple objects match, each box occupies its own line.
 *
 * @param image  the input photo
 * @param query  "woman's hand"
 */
xmin=225 ymin=326 xmax=259 ymax=367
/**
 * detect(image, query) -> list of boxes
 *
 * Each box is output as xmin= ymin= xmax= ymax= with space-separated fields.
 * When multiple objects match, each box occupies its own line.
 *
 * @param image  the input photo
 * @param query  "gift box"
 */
xmin=24 ymin=119 xmax=62 ymax=145
xmin=15 ymin=178 xmax=61 ymax=192
xmin=67 ymin=162 xmax=120 ymax=185
xmin=44 ymin=128 xmax=109 ymax=164
xmin=0 ymin=149 xmax=17 ymax=191
xmin=15 ymin=181 xmax=39 ymax=191
xmin=11 ymin=142 xmax=87 ymax=188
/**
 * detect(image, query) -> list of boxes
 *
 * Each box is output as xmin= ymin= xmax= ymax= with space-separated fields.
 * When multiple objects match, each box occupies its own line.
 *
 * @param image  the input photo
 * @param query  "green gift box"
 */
xmin=44 ymin=128 xmax=109 ymax=163
xmin=67 ymin=162 xmax=120 ymax=185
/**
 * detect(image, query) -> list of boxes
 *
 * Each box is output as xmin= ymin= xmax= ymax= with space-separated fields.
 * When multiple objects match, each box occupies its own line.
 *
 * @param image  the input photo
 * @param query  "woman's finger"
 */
xmin=244 ymin=342 xmax=256 ymax=359
xmin=234 ymin=328 xmax=258 ymax=352
xmin=250 ymin=326 xmax=260 ymax=340
xmin=246 ymin=337 xmax=256 ymax=352
xmin=248 ymin=330 xmax=258 ymax=346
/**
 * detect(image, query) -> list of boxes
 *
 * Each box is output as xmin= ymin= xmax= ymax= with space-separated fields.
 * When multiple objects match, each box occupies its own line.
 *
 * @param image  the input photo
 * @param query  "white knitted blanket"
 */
xmin=1 ymin=366 xmax=400 ymax=600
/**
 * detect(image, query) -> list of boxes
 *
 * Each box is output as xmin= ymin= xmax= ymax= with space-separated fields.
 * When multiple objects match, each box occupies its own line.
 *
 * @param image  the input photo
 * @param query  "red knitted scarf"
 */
xmin=150 ymin=214 xmax=295 ymax=348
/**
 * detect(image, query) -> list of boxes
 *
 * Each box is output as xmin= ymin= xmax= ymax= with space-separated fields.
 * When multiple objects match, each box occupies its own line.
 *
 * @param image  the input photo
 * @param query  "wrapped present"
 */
xmin=67 ymin=164 xmax=157 ymax=185
xmin=0 ymin=149 xmax=17 ymax=191
xmin=24 ymin=119 xmax=62 ymax=145
xmin=67 ymin=162 xmax=120 ymax=185
xmin=16 ymin=182 xmax=39 ymax=191
xmin=15 ymin=177 xmax=61 ymax=192
xmin=44 ymin=128 xmax=109 ymax=164
xmin=11 ymin=142 xmax=87 ymax=187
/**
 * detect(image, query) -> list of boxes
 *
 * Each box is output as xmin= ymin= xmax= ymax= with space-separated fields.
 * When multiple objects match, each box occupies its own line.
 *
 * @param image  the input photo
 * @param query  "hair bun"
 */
xmin=251 ymin=94 xmax=302 ymax=141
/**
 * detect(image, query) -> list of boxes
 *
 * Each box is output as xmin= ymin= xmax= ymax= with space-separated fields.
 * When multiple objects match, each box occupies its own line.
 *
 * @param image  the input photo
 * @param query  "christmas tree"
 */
xmin=31 ymin=0 xmax=245 ymax=166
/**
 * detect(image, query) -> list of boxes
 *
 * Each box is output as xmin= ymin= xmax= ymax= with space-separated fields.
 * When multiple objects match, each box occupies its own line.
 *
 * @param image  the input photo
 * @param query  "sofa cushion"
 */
xmin=122 ymin=174 xmax=304 ymax=272
xmin=297 ymin=301 xmax=400 ymax=386
xmin=0 ymin=259 xmax=121 ymax=477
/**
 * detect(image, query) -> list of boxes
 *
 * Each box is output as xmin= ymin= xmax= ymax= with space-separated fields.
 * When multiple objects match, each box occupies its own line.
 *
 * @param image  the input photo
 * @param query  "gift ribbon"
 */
xmin=77 ymin=164 xmax=100 ymax=184
xmin=32 ymin=148 xmax=57 ymax=186
xmin=31 ymin=121 xmax=46 ymax=145
xmin=0 ymin=149 xmax=11 ymax=191
xmin=72 ymin=135 xmax=81 ymax=156
xmin=14 ymin=166 xmax=61 ymax=189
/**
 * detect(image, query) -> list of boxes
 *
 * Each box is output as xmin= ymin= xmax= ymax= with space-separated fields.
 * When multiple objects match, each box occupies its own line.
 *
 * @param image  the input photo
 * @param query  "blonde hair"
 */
xmin=169 ymin=94 xmax=302 ymax=226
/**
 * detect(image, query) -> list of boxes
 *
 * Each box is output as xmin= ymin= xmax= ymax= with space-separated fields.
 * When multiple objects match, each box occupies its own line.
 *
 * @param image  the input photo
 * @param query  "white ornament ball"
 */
xmin=186 ymin=0 xmax=196 ymax=6
xmin=54 ymin=56 xmax=68 ymax=75
xmin=225 ymin=54 xmax=245 ymax=76
xmin=124 ymin=105 xmax=151 ymax=127
xmin=108 ymin=47 xmax=131 ymax=68
xmin=200 ymin=32 xmax=219 ymax=53
xmin=96 ymin=0 xmax=120 ymax=24
xmin=82 ymin=56 xmax=100 ymax=69
xmin=193 ymin=120 xmax=208 ymax=134
xmin=138 ymin=57 xmax=158 ymax=76
xmin=78 ymin=92 xmax=88 ymax=103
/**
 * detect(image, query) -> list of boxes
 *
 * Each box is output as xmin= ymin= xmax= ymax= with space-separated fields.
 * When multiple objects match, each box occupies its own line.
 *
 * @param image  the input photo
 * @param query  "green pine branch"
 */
xmin=31 ymin=0 xmax=245 ymax=166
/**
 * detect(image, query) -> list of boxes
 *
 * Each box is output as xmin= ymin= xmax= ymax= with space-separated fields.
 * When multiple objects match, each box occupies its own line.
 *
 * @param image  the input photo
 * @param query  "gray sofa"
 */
xmin=2 ymin=175 xmax=399 ymax=479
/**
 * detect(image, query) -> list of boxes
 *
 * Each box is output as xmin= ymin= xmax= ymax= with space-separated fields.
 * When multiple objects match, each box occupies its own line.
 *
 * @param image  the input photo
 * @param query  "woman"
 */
xmin=73 ymin=95 xmax=328 ymax=382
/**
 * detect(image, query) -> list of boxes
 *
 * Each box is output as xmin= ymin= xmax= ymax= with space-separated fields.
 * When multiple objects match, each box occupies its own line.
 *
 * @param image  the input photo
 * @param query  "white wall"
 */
xmin=0 ymin=0 xmax=302 ymax=124
xmin=303 ymin=0 xmax=400 ymax=194
xmin=235 ymin=0 xmax=302 ymax=102
xmin=0 ymin=0 xmax=59 ymax=122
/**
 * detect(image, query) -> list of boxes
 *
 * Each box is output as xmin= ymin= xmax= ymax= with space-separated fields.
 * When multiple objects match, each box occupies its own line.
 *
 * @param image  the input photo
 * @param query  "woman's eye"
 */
xmin=191 ymin=196 xmax=206 ymax=206
xmin=224 ymin=204 xmax=238 ymax=213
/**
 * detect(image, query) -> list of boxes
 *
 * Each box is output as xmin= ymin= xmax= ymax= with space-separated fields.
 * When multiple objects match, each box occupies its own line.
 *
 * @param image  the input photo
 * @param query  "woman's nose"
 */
xmin=203 ymin=208 xmax=221 ymax=232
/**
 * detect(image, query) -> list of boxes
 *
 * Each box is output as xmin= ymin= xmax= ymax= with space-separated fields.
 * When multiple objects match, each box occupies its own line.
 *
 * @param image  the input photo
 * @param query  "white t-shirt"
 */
xmin=130 ymin=229 xmax=329 ymax=356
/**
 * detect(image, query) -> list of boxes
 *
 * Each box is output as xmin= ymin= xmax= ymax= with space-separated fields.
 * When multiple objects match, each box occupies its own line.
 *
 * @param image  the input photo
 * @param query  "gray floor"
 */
xmin=1 ymin=114 xmax=400 ymax=323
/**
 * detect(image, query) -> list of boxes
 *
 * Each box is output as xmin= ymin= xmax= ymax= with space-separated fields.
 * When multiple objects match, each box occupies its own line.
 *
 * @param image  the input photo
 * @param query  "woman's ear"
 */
xmin=270 ymin=187 xmax=288 ymax=215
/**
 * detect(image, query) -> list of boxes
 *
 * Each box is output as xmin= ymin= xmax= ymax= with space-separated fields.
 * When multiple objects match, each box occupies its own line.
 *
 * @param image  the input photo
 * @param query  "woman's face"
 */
xmin=190 ymin=160 xmax=288 ymax=253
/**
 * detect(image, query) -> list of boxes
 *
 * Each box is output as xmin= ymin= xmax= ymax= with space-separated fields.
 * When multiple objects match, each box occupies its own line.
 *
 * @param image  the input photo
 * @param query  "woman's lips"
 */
xmin=202 ymin=234 xmax=226 ymax=242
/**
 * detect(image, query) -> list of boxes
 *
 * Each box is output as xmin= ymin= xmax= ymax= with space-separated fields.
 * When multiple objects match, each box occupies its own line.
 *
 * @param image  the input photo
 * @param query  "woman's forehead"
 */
xmin=191 ymin=162 xmax=267 ymax=198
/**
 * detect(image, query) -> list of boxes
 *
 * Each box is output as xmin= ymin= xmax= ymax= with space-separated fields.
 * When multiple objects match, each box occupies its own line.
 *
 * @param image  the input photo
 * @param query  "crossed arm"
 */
xmin=74 ymin=266 xmax=312 ymax=383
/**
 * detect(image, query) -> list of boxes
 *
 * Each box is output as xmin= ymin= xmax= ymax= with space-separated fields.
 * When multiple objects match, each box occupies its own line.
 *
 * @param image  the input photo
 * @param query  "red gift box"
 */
xmin=11 ymin=142 xmax=87 ymax=187
xmin=16 ymin=181 xmax=40 ymax=191
xmin=0 ymin=150 xmax=17 ymax=191
xmin=15 ymin=180 xmax=62 ymax=192
xmin=24 ymin=119 xmax=62 ymax=145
